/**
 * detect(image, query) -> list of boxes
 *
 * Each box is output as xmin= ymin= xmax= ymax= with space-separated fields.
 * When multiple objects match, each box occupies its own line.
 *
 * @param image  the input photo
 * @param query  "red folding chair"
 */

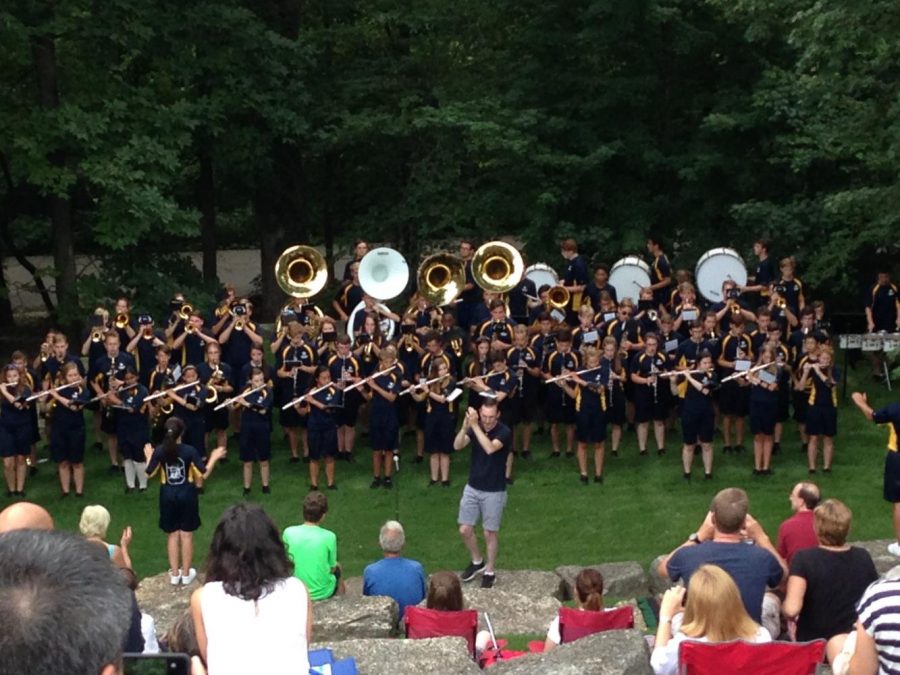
xmin=558 ymin=605 xmax=635 ymax=644
xmin=404 ymin=606 xmax=479 ymax=658
xmin=678 ymin=638 xmax=826 ymax=675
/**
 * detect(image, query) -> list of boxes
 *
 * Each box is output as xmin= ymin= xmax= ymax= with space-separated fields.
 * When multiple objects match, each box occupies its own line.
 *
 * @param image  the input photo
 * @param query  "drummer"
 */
xmin=645 ymin=234 xmax=672 ymax=311
xmin=740 ymin=238 xmax=775 ymax=307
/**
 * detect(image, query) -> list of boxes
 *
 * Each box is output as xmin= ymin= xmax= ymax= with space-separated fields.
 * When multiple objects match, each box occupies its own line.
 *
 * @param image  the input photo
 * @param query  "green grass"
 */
xmin=9 ymin=356 xmax=897 ymax=581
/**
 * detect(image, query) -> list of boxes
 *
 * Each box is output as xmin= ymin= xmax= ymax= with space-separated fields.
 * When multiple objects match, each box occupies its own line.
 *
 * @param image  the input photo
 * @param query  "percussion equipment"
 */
xmin=695 ymin=248 xmax=747 ymax=302
xmin=275 ymin=245 xmax=328 ymax=298
xmin=348 ymin=301 xmax=397 ymax=344
xmin=358 ymin=247 xmax=409 ymax=301
xmin=609 ymin=256 xmax=651 ymax=304
xmin=417 ymin=252 xmax=466 ymax=307
xmin=523 ymin=263 xmax=559 ymax=293
xmin=472 ymin=241 xmax=525 ymax=294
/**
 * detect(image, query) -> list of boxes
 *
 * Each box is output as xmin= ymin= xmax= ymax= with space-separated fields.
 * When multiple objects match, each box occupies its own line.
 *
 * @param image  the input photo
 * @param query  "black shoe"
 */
xmin=594 ymin=475 xmax=603 ymax=484
xmin=551 ymin=451 xmax=561 ymax=458
xmin=808 ymin=468 xmax=816 ymax=475
xmin=289 ymin=456 xmax=300 ymax=464
xmin=521 ymin=450 xmax=531 ymax=459
xmin=753 ymin=469 xmax=760 ymax=476
xmin=823 ymin=467 xmax=832 ymax=474
xmin=309 ymin=484 xmax=318 ymax=492
xmin=461 ymin=560 xmax=486 ymax=582
xmin=764 ymin=468 xmax=773 ymax=476
xmin=441 ymin=480 xmax=450 ymax=487
xmin=75 ymin=492 xmax=84 ymax=498
xmin=61 ymin=491 xmax=70 ymax=498
xmin=124 ymin=486 xmax=134 ymax=495
xmin=481 ymin=573 xmax=496 ymax=589
xmin=639 ymin=450 xmax=648 ymax=456
xmin=414 ymin=455 xmax=424 ymax=464
xmin=242 ymin=487 xmax=251 ymax=496
xmin=683 ymin=472 xmax=691 ymax=482
xmin=611 ymin=450 xmax=619 ymax=457
xmin=108 ymin=464 xmax=120 ymax=474
xmin=657 ymin=447 xmax=666 ymax=456
xmin=16 ymin=491 xmax=25 ymax=498
xmin=704 ymin=473 xmax=713 ymax=480
xmin=722 ymin=446 xmax=732 ymax=454
xmin=327 ymin=483 xmax=337 ymax=490
xmin=505 ymin=477 xmax=514 ymax=485
xmin=139 ymin=487 xmax=147 ymax=493
xmin=262 ymin=485 xmax=271 ymax=494
xmin=580 ymin=474 xmax=589 ymax=485
xmin=93 ymin=441 xmax=103 ymax=453
xmin=383 ymin=478 xmax=393 ymax=489
xmin=370 ymin=477 xmax=382 ymax=489
xmin=29 ymin=466 xmax=38 ymax=477
xmin=6 ymin=490 xmax=12 ymax=498
xmin=772 ymin=442 xmax=781 ymax=455
xmin=734 ymin=444 xmax=746 ymax=453
xmin=428 ymin=479 xmax=438 ymax=487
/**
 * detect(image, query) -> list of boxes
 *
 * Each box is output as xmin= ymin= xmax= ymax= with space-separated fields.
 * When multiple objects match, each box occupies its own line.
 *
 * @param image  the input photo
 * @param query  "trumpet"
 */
xmin=647 ymin=309 xmax=658 ymax=322
xmin=185 ymin=323 xmax=197 ymax=334
xmin=776 ymin=298 xmax=787 ymax=310
xmin=729 ymin=301 xmax=741 ymax=315
xmin=233 ymin=319 xmax=245 ymax=331
xmin=115 ymin=312 xmax=130 ymax=329
xmin=91 ymin=328 xmax=105 ymax=343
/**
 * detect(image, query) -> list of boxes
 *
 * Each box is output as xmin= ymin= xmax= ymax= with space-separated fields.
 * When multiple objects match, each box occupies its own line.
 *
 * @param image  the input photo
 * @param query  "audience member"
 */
xmin=426 ymin=570 xmax=465 ymax=612
xmin=651 ymin=564 xmax=771 ymax=675
xmin=657 ymin=487 xmax=786 ymax=638
xmin=782 ymin=499 xmax=877 ymax=664
xmin=851 ymin=577 xmax=900 ymax=675
xmin=192 ymin=503 xmax=311 ymax=674
xmin=0 ymin=501 xmax=53 ymax=532
xmin=163 ymin=610 xmax=200 ymax=657
xmin=777 ymin=482 xmax=820 ymax=565
xmin=0 ymin=529 xmax=133 ymax=675
xmin=283 ymin=491 xmax=344 ymax=600
xmin=79 ymin=503 xmax=133 ymax=569
xmin=543 ymin=568 xmax=605 ymax=652
xmin=122 ymin=567 xmax=158 ymax=654
xmin=363 ymin=520 xmax=427 ymax=619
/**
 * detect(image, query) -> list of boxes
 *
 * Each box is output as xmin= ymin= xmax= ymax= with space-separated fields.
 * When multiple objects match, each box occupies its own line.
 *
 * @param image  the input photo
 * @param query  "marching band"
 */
xmin=2 ymin=236 xmax=900 ymax=498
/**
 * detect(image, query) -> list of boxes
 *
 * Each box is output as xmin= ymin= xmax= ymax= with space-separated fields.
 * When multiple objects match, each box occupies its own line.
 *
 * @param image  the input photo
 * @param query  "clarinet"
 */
xmin=650 ymin=360 xmax=659 ymax=404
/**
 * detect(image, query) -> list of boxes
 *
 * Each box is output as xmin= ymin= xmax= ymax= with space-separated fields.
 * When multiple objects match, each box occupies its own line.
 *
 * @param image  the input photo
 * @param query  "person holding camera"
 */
xmin=218 ymin=299 xmax=265 ymax=384
xmin=172 ymin=311 xmax=218 ymax=368
xmin=711 ymin=280 xmax=755 ymax=334
xmin=126 ymin=314 xmax=167 ymax=387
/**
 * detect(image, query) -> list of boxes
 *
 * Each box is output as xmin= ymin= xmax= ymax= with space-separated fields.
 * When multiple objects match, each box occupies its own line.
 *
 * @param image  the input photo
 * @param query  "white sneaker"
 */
xmin=170 ymin=569 xmax=182 ymax=586
xmin=181 ymin=568 xmax=197 ymax=585
xmin=888 ymin=542 xmax=900 ymax=557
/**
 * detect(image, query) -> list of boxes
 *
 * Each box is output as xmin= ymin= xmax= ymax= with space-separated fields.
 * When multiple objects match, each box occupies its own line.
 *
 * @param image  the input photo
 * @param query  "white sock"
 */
xmin=123 ymin=460 xmax=136 ymax=488
xmin=135 ymin=462 xmax=147 ymax=489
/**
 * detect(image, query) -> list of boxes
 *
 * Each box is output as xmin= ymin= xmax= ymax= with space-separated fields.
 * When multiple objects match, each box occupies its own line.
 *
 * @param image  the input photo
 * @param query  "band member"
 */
xmin=507 ymin=266 xmax=538 ymax=326
xmin=416 ymin=332 xmax=454 ymax=461
xmin=412 ymin=361 xmax=456 ymax=486
xmin=327 ymin=335 xmax=363 ymax=461
xmin=777 ymin=256 xmax=805 ymax=316
xmin=657 ymin=315 xmax=681 ymax=371
xmin=470 ymin=291 xmax=499 ymax=331
xmin=558 ymin=346 xmax=607 ymax=485
xmin=219 ymin=299 xmax=264 ymax=381
xmin=600 ymin=337 xmax=627 ymax=457
xmin=112 ymin=297 xmax=137 ymax=346
xmin=172 ymin=311 xmax=218 ymax=368
xmin=237 ymin=345 xmax=273 ymax=410
xmin=342 ymin=240 xmax=369 ymax=280
xmin=351 ymin=294 xmax=400 ymax=337
xmin=89 ymin=332 xmax=135 ymax=472
xmin=48 ymin=362 xmax=89 ymax=496
xmin=793 ymin=332 xmax=820 ymax=449
xmin=741 ymin=238 xmax=775 ymax=303
xmin=276 ymin=325 xmax=316 ymax=463
xmin=332 ymin=262 xmax=364 ymax=324
xmin=865 ymin=269 xmax=900 ymax=379
xmin=789 ymin=307 xmax=818 ymax=363
xmin=605 ymin=299 xmax=644 ymax=362
xmin=483 ymin=351 xmax=516 ymax=483
xmin=108 ymin=366 xmax=149 ymax=493
xmin=811 ymin=300 xmax=832 ymax=341
xmin=749 ymin=307 xmax=773 ymax=355
xmin=530 ymin=312 xmax=558 ymax=370
xmin=543 ymin=330 xmax=580 ymax=458
xmin=476 ymin=299 xmax=515 ymax=352
xmin=164 ymin=292 xmax=190 ymax=365
xmin=168 ymin=366 xmax=207 ymax=458
xmin=667 ymin=269 xmax=694 ymax=311
xmin=315 ymin=317 xmax=339 ymax=363
xmin=571 ymin=304 xmax=601 ymax=353
xmin=506 ymin=325 xmax=541 ymax=459
xmin=767 ymin=282 xmax=798 ymax=329
xmin=0 ymin=364 xmax=33 ymax=497
xmin=711 ymin=280 xmax=756 ymax=333
xmin=766 ymin=322 xmax=792 ymax=455
xmin=300 ymin=366 xmax=340 ymax=490
xmin=82 ymin=307 xmax=110 ymax=362
xmin=584 ymin=263 xmax=618 ymax=310
xmin=560 ymin=238 xmax=589 ymax=324
xmin=364 ymin=347 xmax=401 ymax=489
xmin=671 ymin=282 xmax=702 ymax=339
xmin=700 ymin=310 xmax=722 ymax=360
xmin=353 ymin=313 xmax=384 ymax=376
xmin=717 ymin=314 xmax=753 ymax=454
xmin=42 ymin=333 xmax=84 ymax=385
xmin=11 ymin=351 xmax=41 ymax=474
xmin=748 ymin=345 xmax=779 ymax=476
xmin=635 ymin=287 xmax=660 ymax=335
xmin=199 ymin=342 xmax=234 ymax=453
xmin=595 ymin=292 xmax=618 ymax=333
xmin=630 ymin=333 xmax=670 ymax=456
xmin=678 ymin=352 xmax=717 ymax=480
xmin=799 ymin=346 xmax=838 ymax=474
xmin=148 ymin=345 xmax=178 ymax=444
xmin=209 ymin=284 xmax=237 ymax=337
xmin=126 ymin=315 xmax=166 ymax=386
xmin=456 ymin=239 xmax=480 ymax=331
xmin=33 ymin=328 xmax=58 ymax=373
xmin=645 ymin=234 xmax=672 ymax=310
xmin=235 ymin=368 xmax=273 ymax=495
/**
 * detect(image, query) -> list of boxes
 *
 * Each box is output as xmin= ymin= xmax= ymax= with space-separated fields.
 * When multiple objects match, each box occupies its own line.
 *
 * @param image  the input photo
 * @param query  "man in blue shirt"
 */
xmin=363 ymin=520 xmax=426 ymax=622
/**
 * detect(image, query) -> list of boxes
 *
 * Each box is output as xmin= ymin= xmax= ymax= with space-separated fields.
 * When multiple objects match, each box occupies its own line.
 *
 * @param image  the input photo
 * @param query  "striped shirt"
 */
xmin=857 ymin=578 xmax=900 ymax=674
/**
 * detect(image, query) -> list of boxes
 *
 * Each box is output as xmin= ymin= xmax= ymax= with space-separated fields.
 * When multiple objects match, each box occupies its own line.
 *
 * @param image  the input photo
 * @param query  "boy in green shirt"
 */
xmin=283 ymin=491 xmax=344 ymax=600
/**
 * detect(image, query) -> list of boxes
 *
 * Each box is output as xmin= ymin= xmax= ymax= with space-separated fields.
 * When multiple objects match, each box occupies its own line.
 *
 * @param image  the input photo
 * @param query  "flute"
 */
xmin=458 ymin=371 xmax=496 ymax=386
xmin=280 ymin=382 xmax=332 ymax=410
xmin=399 ymin=374 xmax=450 ymax=396
xmin=26 ymin=379 xmax=84 ymax=401
xmin=657 ymin=368 xmax=713 ymax=379
xmin=342 ymin=365 xmax=397 ymax=394
xmin=88 ymin=382 xmax=138 ymax=403
xmin=721 ymin=362 xmax=771 ymax=383
xmin=145 ymin=381 xmax=196 ymax=402
xmin=545 ymin=365 xmax=603 ymax=384
xmin=215 ymin=384 xmax=266 ymax=411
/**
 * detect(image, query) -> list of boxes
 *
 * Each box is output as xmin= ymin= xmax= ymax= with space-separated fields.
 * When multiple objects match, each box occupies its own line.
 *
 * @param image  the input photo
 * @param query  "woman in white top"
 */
xmin=651 ymin=564 xmax=771 ymax=675
xmin=544 ymin=568 xmax=605 ymax=651
xmin=191 ymin=503 xmax=312 ymax=674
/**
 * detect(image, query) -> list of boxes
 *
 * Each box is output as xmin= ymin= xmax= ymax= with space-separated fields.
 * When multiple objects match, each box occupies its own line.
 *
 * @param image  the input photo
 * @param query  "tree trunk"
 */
xmin=197 ymin=141 xmax=218 ymax=284
xmin=0 ymin=258 xmax=15 ymax=326
xmin=255 ymin=185 xmax=283 ymax=321
xmin=31 ymin=34 xmax=77 ymax=326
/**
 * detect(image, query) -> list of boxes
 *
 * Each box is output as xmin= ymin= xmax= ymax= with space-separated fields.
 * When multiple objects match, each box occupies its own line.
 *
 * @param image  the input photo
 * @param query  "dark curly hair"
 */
xmin=204 ymin=503 xmax=293 ymax=602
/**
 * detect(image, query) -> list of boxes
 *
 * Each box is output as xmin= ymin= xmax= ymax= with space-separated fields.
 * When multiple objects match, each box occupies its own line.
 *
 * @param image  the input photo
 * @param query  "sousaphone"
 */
xmin=417 ymin=252 xmax=467 ymax=307
xmin=471 ymin=240 xmax=525 ymax=293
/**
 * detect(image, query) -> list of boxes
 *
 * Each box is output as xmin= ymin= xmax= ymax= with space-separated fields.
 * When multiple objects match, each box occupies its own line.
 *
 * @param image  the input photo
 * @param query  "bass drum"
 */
xmin=347 ymin=300 xmax=396 ymax=345
xmin=695 ymin=248 xmax=747 ymax=302
xmin=524 ymin=263 xmax=559 ymax=294
xmin=609 ymin=256 xmax=651 ymax=304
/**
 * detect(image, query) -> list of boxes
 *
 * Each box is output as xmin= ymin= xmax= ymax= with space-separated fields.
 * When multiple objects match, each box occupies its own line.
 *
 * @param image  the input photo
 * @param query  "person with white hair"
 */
xmin=362 ymin=520 xmax=426 ymax=619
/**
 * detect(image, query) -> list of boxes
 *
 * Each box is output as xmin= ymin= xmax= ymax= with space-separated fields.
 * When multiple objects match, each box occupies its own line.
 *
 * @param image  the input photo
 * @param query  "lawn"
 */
xmin=10 ymin=356 xmax=897 ymax=581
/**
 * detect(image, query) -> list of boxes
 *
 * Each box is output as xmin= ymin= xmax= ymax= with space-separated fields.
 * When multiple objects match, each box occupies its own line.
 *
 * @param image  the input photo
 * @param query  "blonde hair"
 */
xmin=814 ymin=499 xmax=852 ymax=547
xmin=79 ymin=505 xmax=111 ymax=539
xmin=680 ymin=565 xmax=760 ymax=642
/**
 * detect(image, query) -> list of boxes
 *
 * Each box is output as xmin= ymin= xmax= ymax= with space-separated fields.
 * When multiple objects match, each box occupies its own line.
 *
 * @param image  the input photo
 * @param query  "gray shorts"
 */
xmin=457 ymin=484 xmax=508 ymax=532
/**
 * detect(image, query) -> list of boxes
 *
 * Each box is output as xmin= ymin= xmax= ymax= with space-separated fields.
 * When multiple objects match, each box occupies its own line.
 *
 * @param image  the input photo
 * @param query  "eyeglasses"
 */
xmin=620 ymin=310 xmax=632 ymax=316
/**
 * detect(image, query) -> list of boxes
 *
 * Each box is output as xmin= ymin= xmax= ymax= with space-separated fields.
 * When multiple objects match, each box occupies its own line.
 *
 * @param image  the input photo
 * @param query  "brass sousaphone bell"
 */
xmin=547 ymin=285 xmax=571 ymax=310
xmin=275 ymin=245 xmax=329 ymax=299
xmin=471 ymin=240 xmax=525 ymax=294
xmin=417 ymin=252 xmax=467 ymax=307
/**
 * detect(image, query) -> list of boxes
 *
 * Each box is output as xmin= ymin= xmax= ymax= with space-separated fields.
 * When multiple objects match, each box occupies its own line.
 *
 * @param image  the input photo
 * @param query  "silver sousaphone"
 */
xmin=351 ymin=247 xmax=409 ymax=342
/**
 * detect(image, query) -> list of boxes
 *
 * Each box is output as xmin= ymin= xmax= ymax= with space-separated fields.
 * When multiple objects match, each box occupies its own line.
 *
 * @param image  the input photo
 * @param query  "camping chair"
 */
xmin=678 ymin=638 xmax=826 ymax=675
xmin=558 ymin=605 xmax=635 ymax=643
xmin=404 ymin=606 xmax=479 ymax=658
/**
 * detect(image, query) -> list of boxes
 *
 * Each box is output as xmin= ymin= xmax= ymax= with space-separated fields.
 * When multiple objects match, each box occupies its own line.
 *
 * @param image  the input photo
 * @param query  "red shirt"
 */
xmin=777 ymin=510 xmax=818 ymax=565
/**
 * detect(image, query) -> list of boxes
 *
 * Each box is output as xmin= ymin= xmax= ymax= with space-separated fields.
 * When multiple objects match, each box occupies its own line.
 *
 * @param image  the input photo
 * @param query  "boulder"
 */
xmin=851 ymin=539 xmax=900 ymax=576
xmin=135 ymin=572 xmax=195 ymax=637
xmin=486 ymin=569 xmax=566 ymax=600
xmin=314 ymin=594 xmax=398 ymax=639
xmin=884 ymin=564 xmax=900 ymax=581
xmin=648 ymin=555 xmax=671 ymax=596
xmin=461 ymin=587 xmax=561 ymax=634
xmin=556 ymin=562 xmax=648 ymax=600
xmin=343 ymin=575 xmax=364 ymax=597
xmin=316 ymin=637 xmax=480 ymax=675
xmin=489 ymin=629 xmax=652 ymax=675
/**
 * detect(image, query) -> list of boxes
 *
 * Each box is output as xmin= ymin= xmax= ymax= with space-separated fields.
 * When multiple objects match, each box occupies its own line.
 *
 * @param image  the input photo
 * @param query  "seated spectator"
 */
xmin=79 ymin=503 xmax=132 ymax=569
xmin=426 ymin=570 xmax=465 ymax=611
xmin=543 ymin=568 xmax=604 ymax=652
xmin=122 ymin=567 xmax=159 ymax=654
xmin=651 ymin=564 xmax=771 ymax=675
xmin=0 ymin=501 xmax=53 ymax=532
xmin=851 ymin=576 xmax=900 ymax=674
xmin=0 ymin=529 xmax=134 ymax=675
xmin=192 ymin=502 xmax=311 ymax=674
xmin=777 ymin=482 xmax=820 ymax=565
xmin=162 ymin=610 xmax=199 ymax=657
xmin=782 ymin=499 xmax=877 ymax=664
xmin=363 ymin=520 xmax=426 ymax=619
xmin=283 ymin=491 xmax=344 ymax=600
xmin=657 ymin=487 xmax=786 ymax=639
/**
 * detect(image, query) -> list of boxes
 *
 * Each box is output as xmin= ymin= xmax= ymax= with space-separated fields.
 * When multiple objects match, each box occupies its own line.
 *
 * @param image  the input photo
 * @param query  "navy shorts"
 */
xmin=159 ymin=485 xmax=201 ymax=533
xmin=239 ymin=422 xmax=272 ymax=462
xmin=633 ymin=387 xmax=670 ymax=423
xmin=100 ymin=407 xmax=118 ymax=434
xmin=805 ymin=406 xmax=837 ymax=437
xmin=425 ymin=414 xmax=454 ymax=454
xmin=750 ymin=401 xmax=777 ymax=436
xmin=119 ymin=434 xmax=149 ymax=462
xmin=369 ymin=421 xmax=399 ymax=451
xmin=335 ymin=398 xmax=359 ymax=427
xmin=793 ymin=391 xmax=809 ymax=423
xmin=308 ymin=427 xmax=338 ymax=461
xmin=51 ymin=427 xmax=85 ymax=464
xmin=575 ymin=409 xmax=607 ymax=444
xmin=279 ymin=404 xmax=305 ymax=429
xmin=681 ymin=405 xmax=714 ymax=444
xmin=545 ymin=389 xmax=575 ymax=424
xmin=606 ymin=387 xmax=627 ymax=426
xmin=719 ymin=381 xmax=749 ymax=417
xmin=205 ymin=405 xmax=229 ymax=432
xmin=0 ymin=423 xmax=31 ymax=457
xmin=884 ymin=452 xmax=900 ymax=503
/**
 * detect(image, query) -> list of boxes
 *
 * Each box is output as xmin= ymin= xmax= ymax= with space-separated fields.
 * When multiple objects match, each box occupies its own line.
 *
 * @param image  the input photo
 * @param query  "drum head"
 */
xmin=359 ymin=247 xmax=409 ymax=301
xmin=695 ymin=248 xmax=747 ymax=302
xmin=524 ymin=263 xmax=559 ymax=293
xmin=609 ymin=256 xmax=651 ymax=304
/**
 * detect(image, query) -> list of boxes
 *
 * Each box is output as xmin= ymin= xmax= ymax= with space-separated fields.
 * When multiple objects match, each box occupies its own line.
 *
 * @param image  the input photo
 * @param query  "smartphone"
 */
xmin=123 ymin=653 xmax=191 ymax=675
